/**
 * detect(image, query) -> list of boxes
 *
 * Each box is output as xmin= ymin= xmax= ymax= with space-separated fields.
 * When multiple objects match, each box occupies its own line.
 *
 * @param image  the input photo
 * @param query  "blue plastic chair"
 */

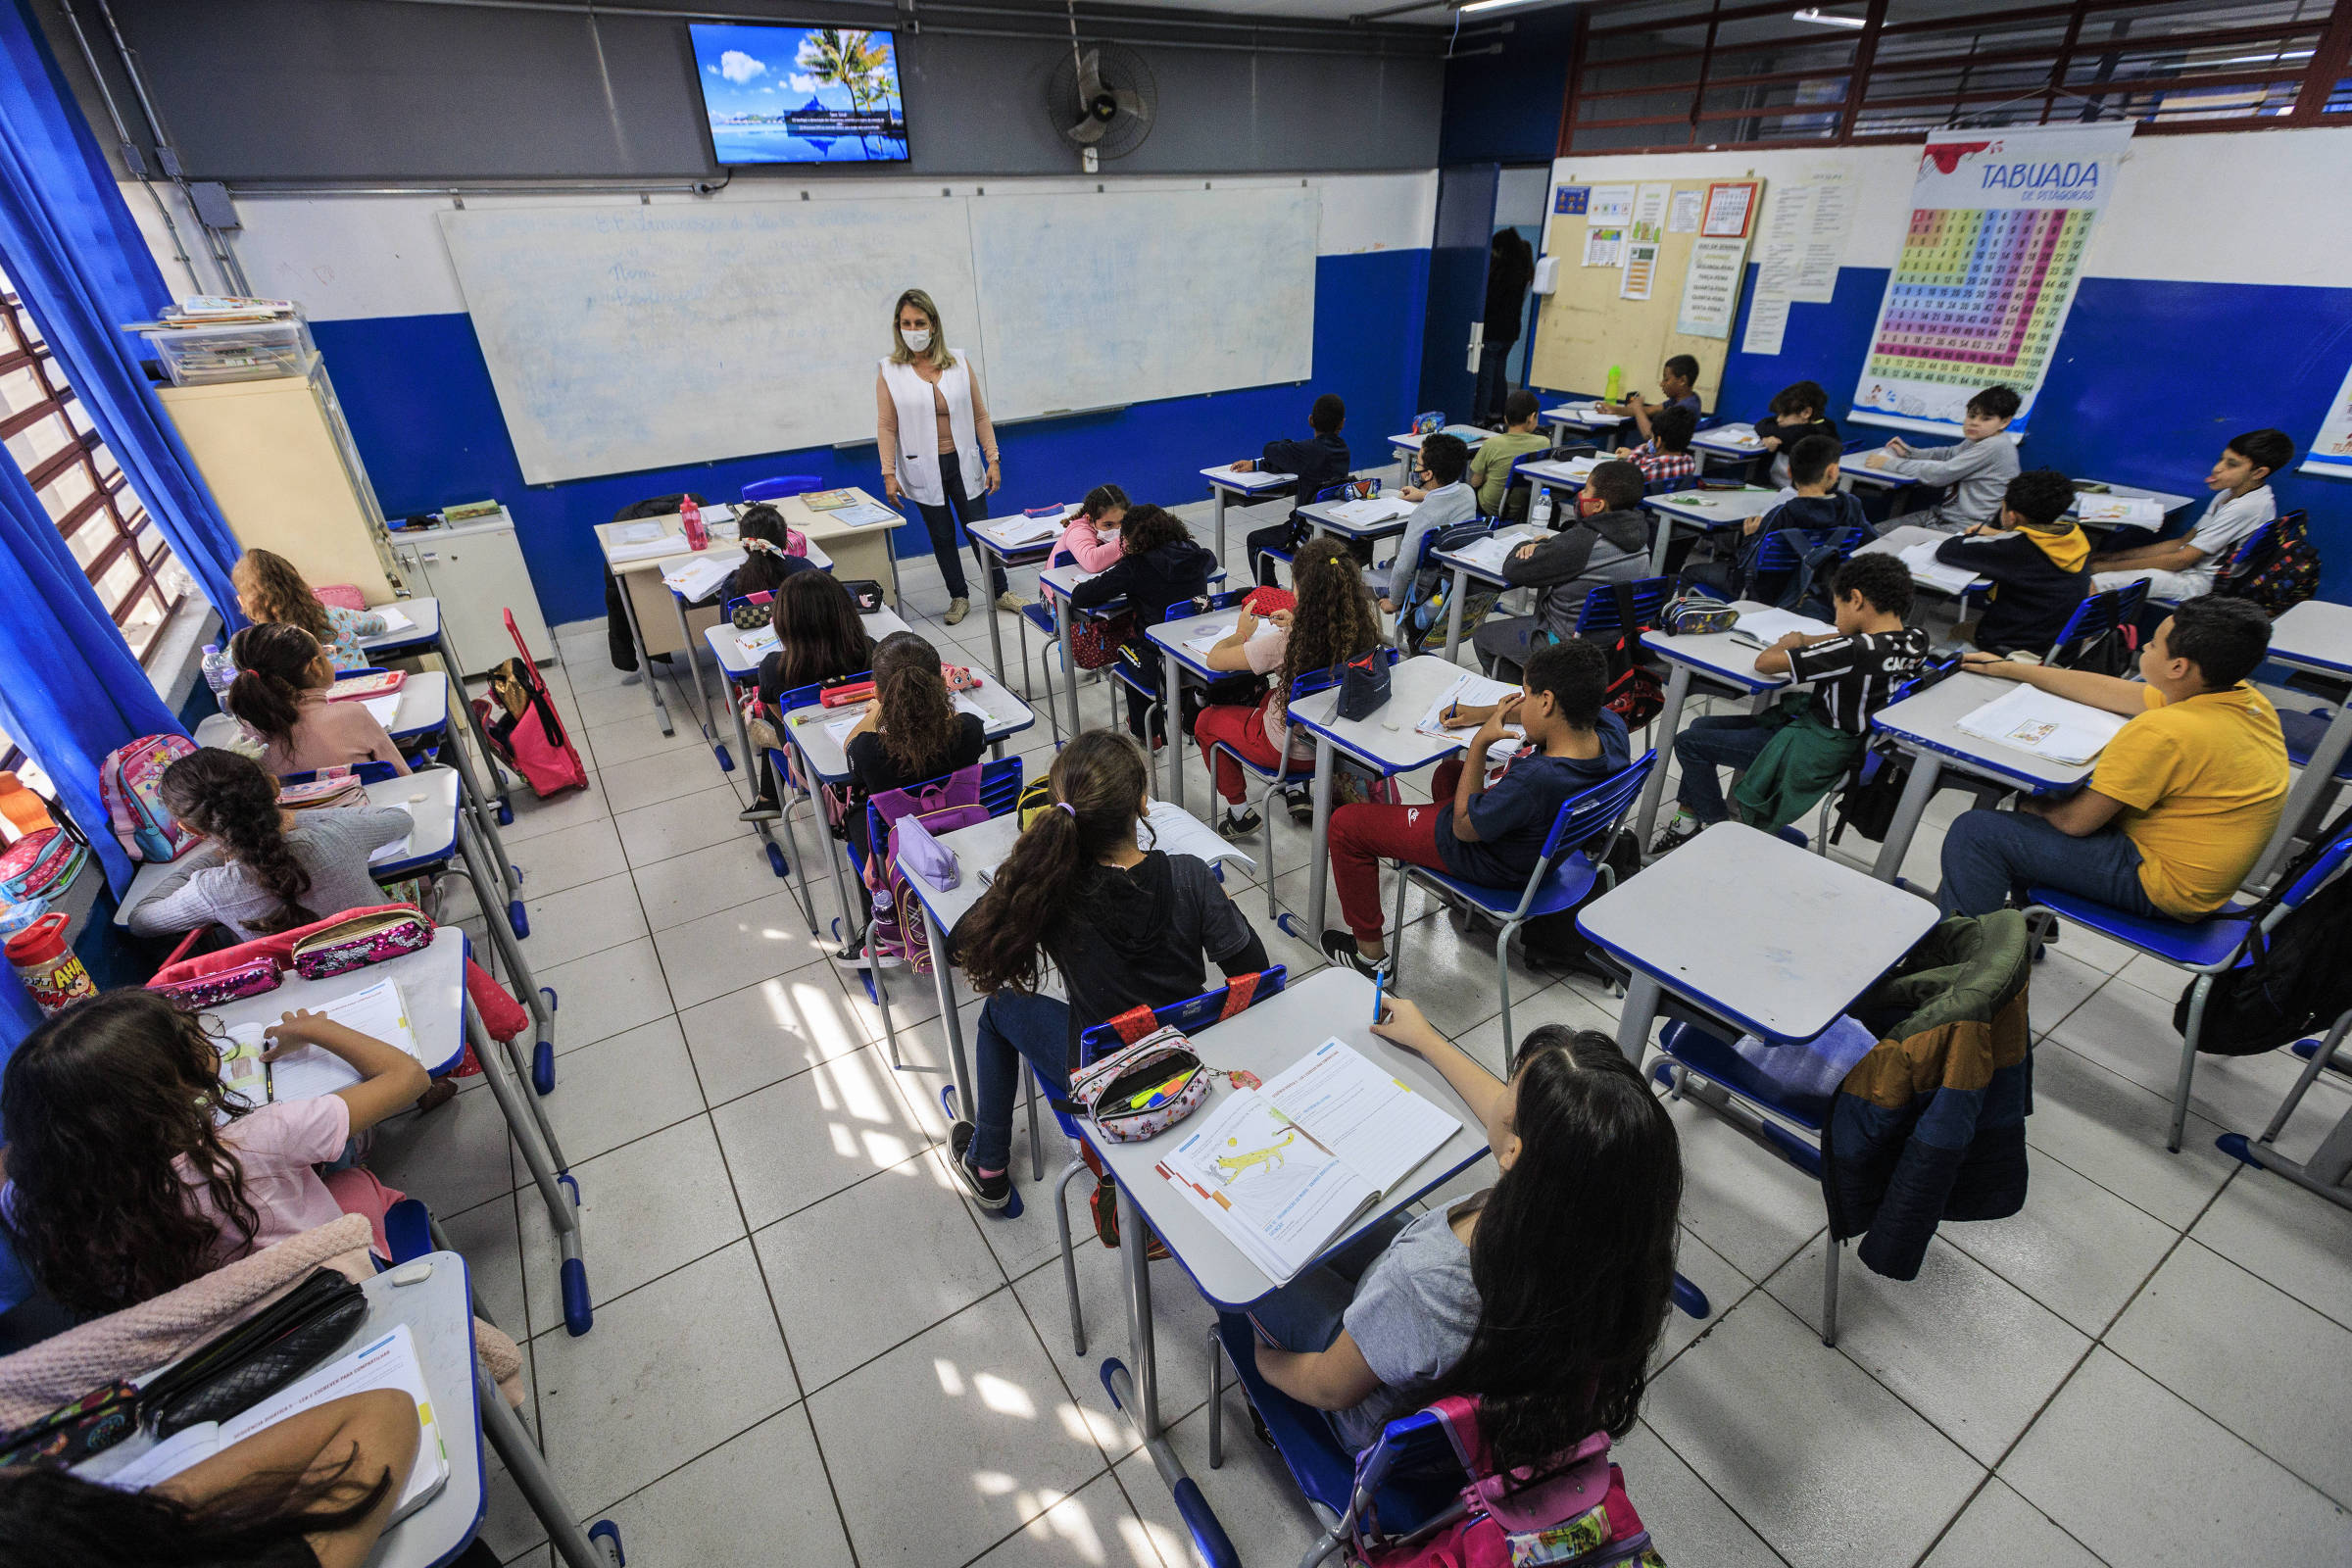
xmin=2042 ymin=587 xmax=2121 ymax=669
xmin=2023 ymin=809 xmax=2352 ymax=1152
xmin=741 ymin=475 xmax=824 ymax=503
xmin=1571 ymin=575 xmax=1673 ymax=640
xmin=1394 ymin=753 xmax=1656 ymax=1044
xmin=1747 ymin=523 xmax=1872 ymax=611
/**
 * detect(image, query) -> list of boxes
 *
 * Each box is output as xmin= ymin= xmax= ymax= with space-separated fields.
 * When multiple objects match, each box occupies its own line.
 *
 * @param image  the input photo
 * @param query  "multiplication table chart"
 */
xmin=1866 ymin=207 xmax=2090 ymax=392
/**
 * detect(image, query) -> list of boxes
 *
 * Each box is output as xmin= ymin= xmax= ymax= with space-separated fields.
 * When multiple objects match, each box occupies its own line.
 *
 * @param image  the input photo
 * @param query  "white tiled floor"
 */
xmin=381 ymin=503 xmax=2352 ymax=1568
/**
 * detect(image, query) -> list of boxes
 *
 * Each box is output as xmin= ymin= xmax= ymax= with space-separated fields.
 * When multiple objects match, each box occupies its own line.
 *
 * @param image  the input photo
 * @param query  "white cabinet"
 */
xmin=387 ymin=511 xmax=554 ymax=675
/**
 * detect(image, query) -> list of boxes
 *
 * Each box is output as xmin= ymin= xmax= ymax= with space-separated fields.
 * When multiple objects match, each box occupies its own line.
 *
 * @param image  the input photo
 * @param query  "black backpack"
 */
xmin=2175 ymin=806 xmax=2352 ymax=1056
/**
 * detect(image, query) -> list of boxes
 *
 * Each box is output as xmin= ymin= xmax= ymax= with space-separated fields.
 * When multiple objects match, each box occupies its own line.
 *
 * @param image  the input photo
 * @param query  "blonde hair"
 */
xmin=889 ymin=288 xmax=956 ymax=371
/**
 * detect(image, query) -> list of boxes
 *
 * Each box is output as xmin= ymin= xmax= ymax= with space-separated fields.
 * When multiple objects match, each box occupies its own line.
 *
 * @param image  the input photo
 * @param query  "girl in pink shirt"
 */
xmin=227 ymin=622 xmax=412 ymax=779
xmin=0 ymin=990 xmax=429 ymax=1315
xmin=1054 ymin=483 xmax=1130 ymax=573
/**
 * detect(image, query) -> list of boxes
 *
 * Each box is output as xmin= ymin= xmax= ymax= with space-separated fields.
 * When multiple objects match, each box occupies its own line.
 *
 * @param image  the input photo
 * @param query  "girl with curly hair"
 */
xmin=233 ymin=549 xmax=386 ymax=673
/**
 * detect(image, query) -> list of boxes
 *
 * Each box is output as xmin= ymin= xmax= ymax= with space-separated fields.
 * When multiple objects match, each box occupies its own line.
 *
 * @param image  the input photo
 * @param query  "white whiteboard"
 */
xmin=966 ymin=187 xmax=1315 ymax=421
xmin=439 ymin=201 xmax=981 ymax=485
xmin=435 ymin=191 xmax=1317 ymax=486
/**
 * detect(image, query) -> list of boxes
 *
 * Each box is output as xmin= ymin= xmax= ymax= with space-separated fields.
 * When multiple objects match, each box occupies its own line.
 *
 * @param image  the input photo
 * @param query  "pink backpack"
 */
xmin=1358 ymin=1398 xmax=1661 ymax=1568
xmin=862 ymin=764 xmax=990 ymax=972
xmin=100 ymin=734 xmax=199 ymax=862
xmin=471 ymin=610 xmax=587 ymax=799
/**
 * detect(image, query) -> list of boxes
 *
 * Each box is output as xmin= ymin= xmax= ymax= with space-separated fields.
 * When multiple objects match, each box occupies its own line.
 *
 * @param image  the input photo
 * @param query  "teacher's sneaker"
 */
xmin=945 ymin=597 xmax=970 ymax=625
xmin=995 ymin=591 xmax=1024 ymax=614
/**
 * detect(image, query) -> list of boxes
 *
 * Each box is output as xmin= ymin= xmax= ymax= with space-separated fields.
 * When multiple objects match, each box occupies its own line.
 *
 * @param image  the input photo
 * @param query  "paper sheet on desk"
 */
xmin=606 ymin=535 xmax=677 ymax=564
xmin=822 ymin=692 xmax=989 ymax=748
xmin=1709 ymin=425 xmax=1765 ymax=448
xmin=256 ymin=978 xmax=425 ymax=1101
xmin=1416 ymin=673 xmax=1524 ymax=760
xmin=1898 ymin=541 xmax=1983 ymax=595
xmin=1259 ymin=1039 xmax=1459 ymax=1196
xmin=366 ymin=804 xmax=417 ymax=865
xmin=1550 ymin=403 xmax=1611 ymax=422
xmin=662 ymin=550 xmax=745 ymax=603
xmin=1204 ymin=465 xmax=1292 ymax=487
xmin=359 ymin=695 xmax=402 ymax=728
xmin=828 ymin=501 xmax=900 ymax=528
xmin=978 ymin=514 xmax=1067 ymax=548
xmin=610 ymin=520 xmax=664 ymax=546
xmin=1328 ymin=499 xmax=1410 ymax=527
xmin=1954 ymin=685 xmax=2128 ymax=766
xmin=735 ymin=623 xmax=780 ymax=659
xmin=1451 ymin=529 xmax=1542 ymax=573
xmin=2076 ymin=494 xmax=2166 ymax=526
xmin=1729 ymin=608 xmax=1837 ymax=649
xmin=371 ymin=606 xmax=416 ymax=635
xmin=1143 ymin=800 xmax=1254 ymax=870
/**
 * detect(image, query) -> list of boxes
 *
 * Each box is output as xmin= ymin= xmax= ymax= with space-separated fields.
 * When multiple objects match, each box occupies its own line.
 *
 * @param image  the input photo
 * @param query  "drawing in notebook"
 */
xmin=1728 ymin=608 xmax=1838 ymax=650
xmin=93 ymin=1326 xmax=450 ymax=1524
xmin=1953 ymin=685 xmax=2128 ymax=766
xmin=1156 ymin=1038 xmax=1459 ymax=1284
xmin=735 ymin=622 xmax=781 ymax=659
xmin=2075 ymin=494 xmax=2166 ymax=526
xmin=662 ymin=550 xmax=744 ymax=603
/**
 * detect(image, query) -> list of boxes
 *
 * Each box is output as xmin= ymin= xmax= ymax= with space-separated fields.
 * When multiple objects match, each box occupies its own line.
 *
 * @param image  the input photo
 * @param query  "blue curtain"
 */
xmin=0 ymin=445 xmax=186 ymax=901
xmin=0 ymin=0 xmax=243 ymax=622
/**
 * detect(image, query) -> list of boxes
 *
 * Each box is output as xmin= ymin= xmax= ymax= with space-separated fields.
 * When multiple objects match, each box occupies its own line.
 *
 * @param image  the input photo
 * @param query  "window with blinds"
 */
xmin=1562 ymin=0 xmax=2352 ymax=154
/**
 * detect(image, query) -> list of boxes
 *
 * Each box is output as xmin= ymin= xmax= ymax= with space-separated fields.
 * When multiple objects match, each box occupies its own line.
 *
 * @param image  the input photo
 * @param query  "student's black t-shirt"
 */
xmin=1039 ymin=851 xmax=1263 ymax=1060
xmin=844 ymin=712 xmax=987 ymax=797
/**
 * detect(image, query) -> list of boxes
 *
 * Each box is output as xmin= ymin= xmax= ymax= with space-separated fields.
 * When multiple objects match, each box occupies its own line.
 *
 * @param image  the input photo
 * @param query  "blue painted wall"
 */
xmin=313 ymin=247 xmax=1431 ymax=627
xmin=1537 ymin=266 xmax=2352 ymax=604
xmin=1439 ymin=11 xmax=1575 ymax=167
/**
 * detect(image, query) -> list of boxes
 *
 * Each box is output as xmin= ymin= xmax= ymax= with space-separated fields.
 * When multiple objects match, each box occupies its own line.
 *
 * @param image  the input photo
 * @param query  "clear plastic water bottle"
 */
xmin=201 ymin=643 xmax=235 ymax=697
xmin=1531 ymin=488 xmax=1555 ymax=531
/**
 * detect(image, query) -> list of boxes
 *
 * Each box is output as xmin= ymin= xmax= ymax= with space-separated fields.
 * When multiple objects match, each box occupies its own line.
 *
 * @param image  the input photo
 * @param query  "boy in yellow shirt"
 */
xmin=1936 ymin=596 xmax=2287 ymax=920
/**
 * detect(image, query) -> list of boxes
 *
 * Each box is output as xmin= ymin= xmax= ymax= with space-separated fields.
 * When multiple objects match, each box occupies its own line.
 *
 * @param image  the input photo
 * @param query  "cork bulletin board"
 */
xmin=1529 ymin=176 xmax=1762 ymax=408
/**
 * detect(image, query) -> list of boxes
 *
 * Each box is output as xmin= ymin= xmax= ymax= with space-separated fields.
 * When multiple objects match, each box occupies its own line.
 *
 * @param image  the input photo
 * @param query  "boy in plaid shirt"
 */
xmin=1617 ymin=405 xmax=1698 ymax=485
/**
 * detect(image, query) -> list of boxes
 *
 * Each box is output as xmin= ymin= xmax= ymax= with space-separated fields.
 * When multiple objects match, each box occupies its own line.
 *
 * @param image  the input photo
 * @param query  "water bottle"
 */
xmin=1604 ymin=365 xmax=1625 ymax=404
xmin=201 ymin=642 xmax=235 ymax=697
xmin=1531 ymin=488 xmax=1555 ymax=530
xmin=680 ymin=495 xmax=709 ymax=552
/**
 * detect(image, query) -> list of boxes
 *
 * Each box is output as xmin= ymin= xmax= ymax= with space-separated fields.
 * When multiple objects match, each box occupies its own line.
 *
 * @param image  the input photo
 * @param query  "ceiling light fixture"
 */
xmin=1791 ymin=7 xmax=1867 ymax=26
xmin=1459 ymin=0 xmax=1553 ymax=13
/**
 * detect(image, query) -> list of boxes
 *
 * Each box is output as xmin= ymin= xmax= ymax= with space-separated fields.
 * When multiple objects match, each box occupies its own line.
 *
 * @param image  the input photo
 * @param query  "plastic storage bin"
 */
xmin=142 ymin=318 xmax=316 ymax=385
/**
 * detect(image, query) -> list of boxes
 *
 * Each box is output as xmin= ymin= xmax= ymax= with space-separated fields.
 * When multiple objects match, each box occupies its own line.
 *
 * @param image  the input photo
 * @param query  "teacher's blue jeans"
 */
xmin=968 ymin=990 xmax=1073 ymax=1172
xmin=1936 ymin=808 xmax=2165 ymax=919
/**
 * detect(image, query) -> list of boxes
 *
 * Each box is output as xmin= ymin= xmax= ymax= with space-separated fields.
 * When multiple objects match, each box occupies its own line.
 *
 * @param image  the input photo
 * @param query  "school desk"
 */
xmin=2065 ymin=479 xmax=2201 ymax=529
xmin=1853 ymin=523 xmax=1990 ymax=604
xmin=1084 ymin=966 xmax=1488 ymax=1567
xmin=1539 ymin=402 xmax=1624 ymax=439
xmin=1628 ymin=604 xmax=1793 ymax=847
xmin=1640 ymin=485 xmax=1784 ymax=573
xmin=1036 ymin=560 xmax=1111 ymax=743
xmin=114 ymin=768 xmax=462 ymax=930
xmin=1200 ymin=464 xmax=1295 ymax=561
xmin=700 ymin=607 xmax=912 ymax=915
xmin=1387 ymin=425 xmax=1492 ymax=468
xmin=1297 ymin=495 xmax=1417 ymax=550
xmin=359 ymin=595 xmax=517 ymax=829
xmin=196 ymin=670 xmax=450 ymax=754
xmin=663 ymin=539 xmax=837 ymax=763
xmin=1143 ymin=606 xmax=1291 ymax=814
xmin=1578 ymin=820 xmax=1938 ymax=1063
xmin=2248 ymin=599 xmax=2352 ymax=888
xmin=202 ymin=922 xmax=468 ymax=1079
xmin=776 ymin=676 xmax=1036 ymax=938
xmin=1430 ymin=524 xmax=1547 ymax=663
xmin=1515 ymin=455 xmax=1598 ymax=519
xmin=1282 ymin=654 xmax=1472 ymax=945
xmin=1864 ymin=669 xmax=2100 ymax=883
xmin=967 ymin=511 xmax=1075 ymax=686
xmin=596 ymin=498 xmax=894 ymax=736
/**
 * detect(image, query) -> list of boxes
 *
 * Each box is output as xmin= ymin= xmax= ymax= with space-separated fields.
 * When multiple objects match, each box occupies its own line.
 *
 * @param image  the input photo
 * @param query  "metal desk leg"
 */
xmin=1633 ymin=663 xmax=1693 ymax=849
xmin=445 ymin=730 xmax=522 ymax=919
xmin=1871 ymin=753 xmax=1944 ymax=884
xmin=465 ymin=996 xmax=593 ymax=1335
xmin=613 ymin=575 xmax=671 ymax=736
xmin=1054 ymin=594 xmax=1085 ymax=740
xmin=1291 ymin=735 xmax=1337 ymax=942
xmin=924 ymin=914 xmax=973 ymax=1114
xmin=476 ymin=1364 xmax=620 ymax=1564
xmin=459 ymin=814 xmax=561 ymax=1097
xmin=2249 ymin=704 xmax=2352 ymax=888
xmin=439 ymin=626 xmax=514 ymax=815
xmin=1614 ymin=972 xmax=1662 ymax=1066
xmin=1161 ymin=644 xmax=1189 ymax=812
xmin=1442 ymin=565 xmax=1471 ymax=665
xmin=767 ymin=748 xmax=820 ymax=931
xmin=1648 ymin=515 xmax=1678 ymax=573
xmin=1103 ymin=1182 xmax=1239 ymax=1568
xmin=668 ymin=591 xmax=721 ymax=759
xmin=1210 ymin=485 xmax=1228 ymax=562
xmin=978 ymin=545 xmax=1010 ymax=686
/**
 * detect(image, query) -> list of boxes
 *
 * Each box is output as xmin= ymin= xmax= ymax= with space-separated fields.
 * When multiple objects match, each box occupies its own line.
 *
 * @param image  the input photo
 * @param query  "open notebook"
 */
xmin=1953 ymin=685 xmax=2129 ymax=766
xmin=221 ymin=977 xmax=426 ymax=1104
xmin=94 ymin=1324 xmax=450 ymax=1524
xmin=1155 ymin=1039 xmax=1459 ymax=1284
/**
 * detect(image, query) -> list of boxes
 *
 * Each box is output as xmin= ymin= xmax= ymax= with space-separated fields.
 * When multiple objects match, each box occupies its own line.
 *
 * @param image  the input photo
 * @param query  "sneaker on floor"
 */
xmin=738 ymin=797 xmax=782 ymax=823
xmin=948 ymin=1122 xmax=1011 ymax=1211
xmin=1319 ymin=930 xmax=1390 ymax=979
xmin=1285 ymin=786 xmax=1314 ymax=824
xmin=412 ymin=1079 xmax=458 ymax=1115
xmin=994 ymin=590 xmax=1024 ymax=614
xmin=1647 ymin=815 xmax=1703 ymax=858
xmin=945 ymin=597 xmax=970 ymax=625
xmin=1216 ymin=805 xmax=1262 ymax=839
xmin=831 ymin=933 xmax=901 ymax=970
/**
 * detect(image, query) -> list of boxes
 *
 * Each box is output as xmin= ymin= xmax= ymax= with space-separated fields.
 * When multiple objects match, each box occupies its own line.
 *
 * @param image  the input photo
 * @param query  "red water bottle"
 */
xmin=680 ymin=496 xmax=709 ymax=552
xmin=7 ymin=911 xmax=96 ymax=1017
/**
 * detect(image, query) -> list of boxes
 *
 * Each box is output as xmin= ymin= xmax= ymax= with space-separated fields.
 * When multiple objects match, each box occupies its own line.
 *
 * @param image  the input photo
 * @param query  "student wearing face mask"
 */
xmin=876 ymin=288 xmax=1016 ymax=626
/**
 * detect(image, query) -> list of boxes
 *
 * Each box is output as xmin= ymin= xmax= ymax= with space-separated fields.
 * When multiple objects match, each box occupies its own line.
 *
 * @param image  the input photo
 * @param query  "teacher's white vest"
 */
xmin=879 ymin=356 xmax=987 ymax=509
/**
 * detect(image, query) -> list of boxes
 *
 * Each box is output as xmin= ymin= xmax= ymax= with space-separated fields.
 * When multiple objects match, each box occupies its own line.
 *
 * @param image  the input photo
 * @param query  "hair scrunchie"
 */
xmin=1055 ymin=802 xmax=1076 ymax=818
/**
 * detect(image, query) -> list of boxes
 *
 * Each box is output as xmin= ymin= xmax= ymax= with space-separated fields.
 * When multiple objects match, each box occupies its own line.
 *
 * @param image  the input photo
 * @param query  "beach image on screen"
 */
xmin=688 ymin=23 xmax=909 ymax=166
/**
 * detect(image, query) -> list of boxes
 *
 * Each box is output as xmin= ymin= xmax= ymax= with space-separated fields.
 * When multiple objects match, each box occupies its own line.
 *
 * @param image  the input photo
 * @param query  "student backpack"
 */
xmin=2220 ymin=509 xmax=2321 ymax=617
xmin=862 ymin=763 xmax=990 ymax=971
xmin=2173 ymin=804 xmax=2352 ymax=1056
xmin=1594 ymin=582 xmax=1663 ymax=729
xmin=470 ymin=611 xmax=587 ymax=798
xmin=99 ymin=734 xmax=199 ymax=862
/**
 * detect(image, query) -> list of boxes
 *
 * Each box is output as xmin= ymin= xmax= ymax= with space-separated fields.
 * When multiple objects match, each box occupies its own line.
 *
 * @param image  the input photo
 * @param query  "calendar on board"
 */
xmin=1851 ymin=122 xmax=2133 ymax=438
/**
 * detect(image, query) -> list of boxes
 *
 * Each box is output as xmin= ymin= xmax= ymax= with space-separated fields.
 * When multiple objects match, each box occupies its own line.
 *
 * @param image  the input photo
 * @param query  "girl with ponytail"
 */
xmin=946 ymin=730 xmax=1270 ymax=1210
xmin=226 ymin=623 xmax=409 ymax=779
xmin=127 ymin=749 xmax=415 ymax=942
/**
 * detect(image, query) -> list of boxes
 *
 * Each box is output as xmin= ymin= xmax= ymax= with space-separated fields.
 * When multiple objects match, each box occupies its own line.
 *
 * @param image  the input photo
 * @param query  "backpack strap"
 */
xmin=1217 ymin=970 xmax=1262 ymax=1020
xmin=1607 ymin=581 xmax=1641 ymax=660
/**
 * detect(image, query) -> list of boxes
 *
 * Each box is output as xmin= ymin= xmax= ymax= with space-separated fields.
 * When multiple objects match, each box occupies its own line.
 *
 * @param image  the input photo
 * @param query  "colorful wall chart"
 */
xmin=1851 ymin=122 xmax=2133 ymax=437
xmin=2306 ymin=357 xmax=2352 ymax=479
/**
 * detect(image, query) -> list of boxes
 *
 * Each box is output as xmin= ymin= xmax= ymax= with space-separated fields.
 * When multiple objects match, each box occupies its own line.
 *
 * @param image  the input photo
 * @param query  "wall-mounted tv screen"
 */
xmin=687 ymin=23 xmax=909 ymax=165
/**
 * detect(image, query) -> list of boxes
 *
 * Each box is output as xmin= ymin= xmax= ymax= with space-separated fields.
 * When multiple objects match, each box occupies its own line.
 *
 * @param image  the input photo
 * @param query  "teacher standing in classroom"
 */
xmin=877 ymin=288 xmax=1015 ymax=625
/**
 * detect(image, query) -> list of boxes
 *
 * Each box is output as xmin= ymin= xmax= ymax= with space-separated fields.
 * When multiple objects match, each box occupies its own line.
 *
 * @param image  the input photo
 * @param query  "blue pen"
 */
xmin=1370 ymin=971 xmax=1386 ymax=1027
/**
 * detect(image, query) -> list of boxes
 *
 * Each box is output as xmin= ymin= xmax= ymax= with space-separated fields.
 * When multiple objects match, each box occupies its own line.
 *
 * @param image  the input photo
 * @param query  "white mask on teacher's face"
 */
xmin=901 ymin=328 xmax=932 ymax=352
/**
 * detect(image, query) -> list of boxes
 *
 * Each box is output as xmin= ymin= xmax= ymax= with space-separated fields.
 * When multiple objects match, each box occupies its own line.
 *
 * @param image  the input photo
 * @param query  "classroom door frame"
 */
xmin=1415 ymin=161 xmax=1499 ymax=426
